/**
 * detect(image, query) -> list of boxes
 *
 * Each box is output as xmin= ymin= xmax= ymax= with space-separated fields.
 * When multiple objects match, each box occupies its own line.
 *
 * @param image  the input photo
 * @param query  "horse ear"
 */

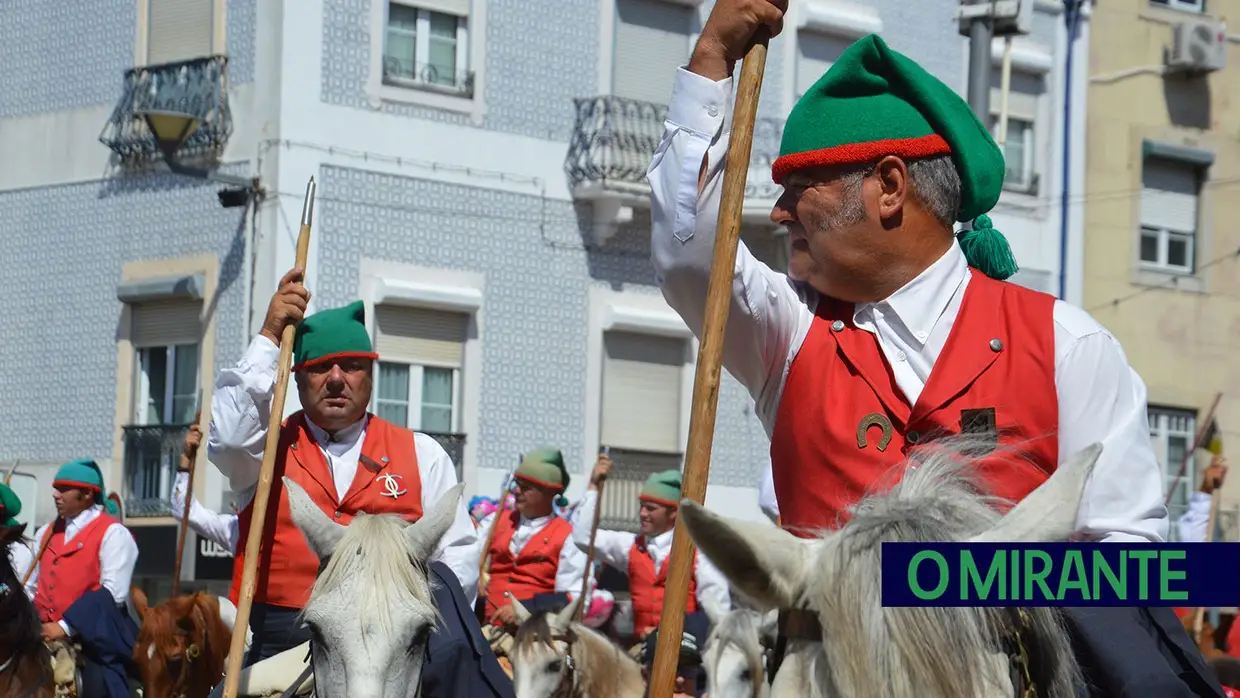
xmin=553 ymin=594 xmax=584 ymax=630
xmin=677 ymin=500 xmax=813 ymax=610
xmin=968 ymin=442 xmax=1102 ymax=544
xmin=511 ymin=595 xmax=533 ymax=624
xmin=405 ymin=483 xmax=467 ymax=561
xmin=131 ymin=586 xmax=150 ymax=617
xmin=285 ymin=477 xmax=346 ymax=560
xmin=701 ymin=596 xmax=726 ymax=625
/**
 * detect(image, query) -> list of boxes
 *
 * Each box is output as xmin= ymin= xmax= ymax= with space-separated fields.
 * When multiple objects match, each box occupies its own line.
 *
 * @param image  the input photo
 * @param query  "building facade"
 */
xmin=0 ymin=0 xmax=1087 ymax=595
xmin=1085 ymin=0 xmax=1239 ymax=539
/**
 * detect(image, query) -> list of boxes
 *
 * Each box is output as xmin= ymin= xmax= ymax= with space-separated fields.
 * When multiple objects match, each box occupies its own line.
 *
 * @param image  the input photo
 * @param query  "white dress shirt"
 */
xmin=568 ymin=491 xmax=731 ymax=611
xmin=1175 ymin=492 xmax=1215 ymax=543
xmin=649 ymin=67 xmax=1168 ymax=543
xmin=7 ymin=536 xmax=34 ymax=583
xmin=475 ymin=510 xmax=588 ymax=595
xmin=171 ymin=471 xmax=240 ymax=554
xmin=24 ymin=504 xmax=140 ymax=635
xmin=206 ymin=334 xmax=481 ymax=604
xmin=757 ymin=460 xmax=779 ymax=524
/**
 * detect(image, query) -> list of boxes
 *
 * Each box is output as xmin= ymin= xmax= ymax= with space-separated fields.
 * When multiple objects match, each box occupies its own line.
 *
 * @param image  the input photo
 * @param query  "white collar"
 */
xmin=643 ymin=527 xmax=674 ymax=551
xmin=305 ymin=414 xmax=368 ymax=449
xmin=853 ymin=239 xmax=968 ymax=346
xmin=65 ymin=504 xmax=101 ymax=528
xmin=518 ymin=512 xmax=555 ymax=530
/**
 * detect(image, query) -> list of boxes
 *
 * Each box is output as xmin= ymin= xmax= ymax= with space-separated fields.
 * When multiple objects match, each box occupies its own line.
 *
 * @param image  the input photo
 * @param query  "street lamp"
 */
xmin=138 ymin=106 xmax=261 ymax=208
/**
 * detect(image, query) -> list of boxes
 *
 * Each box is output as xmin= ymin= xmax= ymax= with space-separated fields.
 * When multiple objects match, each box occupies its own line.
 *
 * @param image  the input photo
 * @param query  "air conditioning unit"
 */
xmin=1167 ymin=18 xmax=1227 ymax=74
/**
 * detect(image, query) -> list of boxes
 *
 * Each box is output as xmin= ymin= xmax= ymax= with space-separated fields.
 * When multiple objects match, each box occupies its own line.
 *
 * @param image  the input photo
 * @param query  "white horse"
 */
xmin=700 ymin=598 xmax=775 ymax=698
xmin=678 ymin=438 xmax=1101 ymax=698
xmin=508 ymin=595 xmax=645 ymax=698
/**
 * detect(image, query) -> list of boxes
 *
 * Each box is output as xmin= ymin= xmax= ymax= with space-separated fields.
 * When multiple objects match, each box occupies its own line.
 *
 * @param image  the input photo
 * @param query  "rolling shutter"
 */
xmin=990 ymin=69 xmax=1043 ymax=122
xmin=131 ymin=299 xmax=202 ymax=347
xmin=148 ymin=0 xmax=214 ymax=66
xmin=601 ymin=331 xmax=686 ymax=452
xmin=1141 ymin=159 xmax=1199 ymax=234
xmin=375 ymin=305 xmax=468 ymax=367
xmin=612 ymin=0 xmax=693 ymax=105
xmin=796 ymin=32 xmax=850 ymax=98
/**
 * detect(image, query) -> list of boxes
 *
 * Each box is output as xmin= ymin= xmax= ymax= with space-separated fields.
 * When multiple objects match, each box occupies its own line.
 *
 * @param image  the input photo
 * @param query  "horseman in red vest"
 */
xmin=568 ymin=453 xmax=730 ymax=655
xmin=648 ymin=2 xmax=1224 ymax=696
xmin=207 ymin=269 xmax=480 ymax=666
xmin=477 ymin=448 xmax=586 ymax=659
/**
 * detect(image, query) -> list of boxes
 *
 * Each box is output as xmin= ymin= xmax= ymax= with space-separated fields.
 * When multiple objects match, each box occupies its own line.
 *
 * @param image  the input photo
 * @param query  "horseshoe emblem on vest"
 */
xmin=857 ymin=413 xmax=893 ymax=452
xmin=377 ymin=473 xmax=408 ymax=499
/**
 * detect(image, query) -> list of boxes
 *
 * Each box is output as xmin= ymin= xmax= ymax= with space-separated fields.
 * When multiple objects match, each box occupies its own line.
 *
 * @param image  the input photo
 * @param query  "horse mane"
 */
xmin=513 ymin=610 xmax=645 ymax=698
xmin=0 ymin=525 xmax=51 ymax=693
xmin=806 ymin=435 xmax=1081 ymax=698
xmin=306 ymin=512 xmax=437 ymax=633
xmin=706 ymin=608 xmax=769 ymax=688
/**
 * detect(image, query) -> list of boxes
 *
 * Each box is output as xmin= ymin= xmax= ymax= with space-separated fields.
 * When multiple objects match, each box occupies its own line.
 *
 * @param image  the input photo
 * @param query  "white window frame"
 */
xmin=381 ymin=3 xmax=471 ymax=95
xmin=367 ymin=0 xmax=487 ymax=122
xmin=1150 ymin=407 xmax=1198 ymax=518
xmin=1139 ymin=225 xmax=1196 ymax=274
xmin=134 ymin=343 xmax=200 ymax=426
xmin=373 ymin=360 xmax=463 ymax=433
xmin=1150 ymin=0 xmax=1206 ymax=13
xmin=991 ymin=115 xmax=1037 ymax=194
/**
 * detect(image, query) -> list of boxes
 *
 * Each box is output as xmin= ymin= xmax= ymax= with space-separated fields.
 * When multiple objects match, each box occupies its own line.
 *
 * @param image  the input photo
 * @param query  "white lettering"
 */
xmin=200 ymin=540 xmax=232 ymax=558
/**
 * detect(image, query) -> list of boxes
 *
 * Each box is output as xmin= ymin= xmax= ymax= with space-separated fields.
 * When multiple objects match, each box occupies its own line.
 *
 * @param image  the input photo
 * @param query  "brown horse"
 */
xmin=132 ymin=587 xmax=232 ymax=698
xmin=0 ymin=523 xmax=54 ymax=698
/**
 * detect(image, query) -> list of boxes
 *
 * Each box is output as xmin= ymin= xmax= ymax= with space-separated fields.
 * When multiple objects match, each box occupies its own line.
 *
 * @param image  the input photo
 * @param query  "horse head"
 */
xmin=678 ymin=439 xmax=1103 ymax=698
xmin=509 ymin=595 xmax=645 ymax=698
xmin=0 ymin=523 xmax=53 ymax=698
xmin=287 ymin=477 xmax=463 ymax=698
xmin=133 ymin=591 xmax=231 ymax=698
xmin=701 ymin=599 xmax=775 ymax=698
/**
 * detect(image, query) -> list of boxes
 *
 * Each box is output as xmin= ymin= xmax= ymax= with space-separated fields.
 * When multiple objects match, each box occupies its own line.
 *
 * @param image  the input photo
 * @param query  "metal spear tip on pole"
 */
xmin=301 ymin=176 xmax=317 ymax=227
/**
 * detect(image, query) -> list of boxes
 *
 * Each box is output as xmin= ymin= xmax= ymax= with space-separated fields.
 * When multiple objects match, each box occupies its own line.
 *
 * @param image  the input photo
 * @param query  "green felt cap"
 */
xmin=0 ymin=483 xmax=20 ymax=527
xmin=515 ymin=448 xmax=570 ymax=492
xmin=292 ymin=300 xmax=379 ymax=371
xmin=54 ymin=459 xmax=119 ymax=516
xmin=639 ymin=470 xmax=682 ymax=508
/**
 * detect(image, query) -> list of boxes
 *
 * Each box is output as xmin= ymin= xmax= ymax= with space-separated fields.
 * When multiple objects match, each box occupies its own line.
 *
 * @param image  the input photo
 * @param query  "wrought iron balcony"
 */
xmin=425 ymin=431 xmax=466 ymax=482
xmin=565 ymin=95 xmax=785 ymax=203
xmin=596 ymin=447 xmax=683 ymax=533
xmin=123 ymin=424 xmax=191 ymax=518
xmin=382 ymin=58 xmax=474 ymax=98
xmin=99 ymin=55 xmax=233 ymax=166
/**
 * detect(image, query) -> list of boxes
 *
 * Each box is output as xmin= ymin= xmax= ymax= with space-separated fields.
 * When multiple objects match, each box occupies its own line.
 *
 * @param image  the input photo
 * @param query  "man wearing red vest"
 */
xmin=477 ymin=448 xmax=586 ymax=657
xmin=207 ymin=269 xmax=479 ymax=664
xmin=569 ymin=454 xmax=730 ymax=652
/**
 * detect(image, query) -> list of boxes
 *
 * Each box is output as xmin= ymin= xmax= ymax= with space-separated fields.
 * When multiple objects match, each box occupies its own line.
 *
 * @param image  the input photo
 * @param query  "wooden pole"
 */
xmin=647 ymin=37 xmax=768 ymax=698
xmin=1193 ymin=437 xmax=1226 ymax=639
xmin=477 ymin=456 xmax=520 ymax=600
xmin=997 ymin=36 xmax=1013 ymax=147
xmin=3 ymin=460 xmax=18 ymax=486
xmin=576 ymin=450 xmax=608 ymax=621
xmin=171 ymin=411 xmax=202 ymax=597
xmin=1164 ymin=392 xmax=1222 ymax=507
xmin=221 ymin=177 xmax=316 ymax=698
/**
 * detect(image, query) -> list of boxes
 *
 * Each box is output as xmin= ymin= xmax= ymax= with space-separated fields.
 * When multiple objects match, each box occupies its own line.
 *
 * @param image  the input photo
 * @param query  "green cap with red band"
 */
xmin=292 ymin=300 xmax=380 ymax=371
xmin=773 ymin=34 xmax=1018 ymax=281
xmin=515 ymin=448 xmax=570 ymax=507
xmin=639 ymin=470 xmax=682 ymax=508
xmin=53 ymin=459 xmax=120 ymax=517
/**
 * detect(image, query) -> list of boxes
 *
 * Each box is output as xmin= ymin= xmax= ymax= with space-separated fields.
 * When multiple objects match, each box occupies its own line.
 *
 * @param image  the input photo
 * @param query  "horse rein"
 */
xmin=164 ymin=602 xmax=209 ymax=698
xmin=548 ymin=630 xmax=579 ymax=698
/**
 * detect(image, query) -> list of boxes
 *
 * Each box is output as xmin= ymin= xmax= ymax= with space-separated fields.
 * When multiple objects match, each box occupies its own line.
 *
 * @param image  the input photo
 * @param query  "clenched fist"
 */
xmin=261 ymin=267 xmax=312 ymax=346
xmin=690 ymin=0 xmax=787 ymax=79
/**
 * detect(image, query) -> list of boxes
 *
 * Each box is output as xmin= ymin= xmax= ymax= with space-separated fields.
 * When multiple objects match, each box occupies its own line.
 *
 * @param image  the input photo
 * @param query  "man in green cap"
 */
xmin=208 ymin=267 xmax=479 ymax=664
xmin=569 ymin=453 xmax=730 ymax=653
xmin=0 ymin=481 xmax=34 ymax=579
xmin=650 ymin=0 xmax=1163 ymax=542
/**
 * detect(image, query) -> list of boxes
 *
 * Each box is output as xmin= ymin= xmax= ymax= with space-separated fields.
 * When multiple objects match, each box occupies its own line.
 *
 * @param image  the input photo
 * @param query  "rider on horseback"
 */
xmin=0 ymin=481 xmax=33 ymax=580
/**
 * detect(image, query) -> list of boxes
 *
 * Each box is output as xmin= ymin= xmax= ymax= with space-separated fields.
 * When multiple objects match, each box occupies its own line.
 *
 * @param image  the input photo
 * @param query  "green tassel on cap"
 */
xmin=958 ymin=214 xmax=1019 ymax=281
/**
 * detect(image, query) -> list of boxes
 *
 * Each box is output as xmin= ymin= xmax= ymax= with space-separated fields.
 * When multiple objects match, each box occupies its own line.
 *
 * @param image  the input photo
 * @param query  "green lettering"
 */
xmin=1159 ymin=550 xmax=1188 ymax=601
xmin=1129 ymin=550 xmax=1158 ymax=600
xmin=962 ymin=550 xmax=1005 ymax=600
xmin=909 ymin=551 xmax=949 ymax=600
xmin=1058 ymin=550 xmax=1090 ymax=601
xmin=1009 ymin=544 xmax=1020 ymax=600
xmin=1023 ymin=550 xmax=1055 ymax=600
xmin=1092 ymin=549 xmax=1126 ymax=599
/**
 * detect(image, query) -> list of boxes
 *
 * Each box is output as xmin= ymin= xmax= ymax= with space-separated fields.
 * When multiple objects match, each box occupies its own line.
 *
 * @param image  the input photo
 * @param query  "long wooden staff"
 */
xmin=1193 ymin=439 xmax=1226 ymax=640
xmin=478 ymin=455 xmax=521 ymax=602
xmin=221 ymin=177 xmax=316 ymax=698
xmin=3 ymin=459 xmax=19 ymax=485
xmin=171 ymin=410 xmax=202 ymax=597
xmin=22 ymin=522 xmax=55 ymax=587
xmin=575 ymin=448 xmax=609 ymax=621
xmin=647 ymin=36 xmax=769 ymax=698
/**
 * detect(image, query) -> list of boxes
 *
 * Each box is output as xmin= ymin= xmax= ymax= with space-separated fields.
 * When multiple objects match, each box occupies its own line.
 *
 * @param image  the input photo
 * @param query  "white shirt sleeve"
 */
xmin=555 ymin=528 xmax=588 ymax=596
xmin=171 ymin=471 xmax=242 ymax=553
xmin=1176 ymin=491 xmax=1213 ymax=543
xmin=7 ymin=539 xmax=33 ymax=587
xmin=207 ymin=335 xmax=282 ymax=495
xmin=568 ymin=491 xmax=636 ymax=571
xmin=758 ymin=459 xmax=780 ymax=524
xmin=694 ymin=550 xmax=732 ymax=612
xmin=414 ymin=432 xmax=480 ymax=606
xmin=1053 ymin=302 xmax=1168 ymax=543
xmin=649 ymin=67 xmax=814 ymax=433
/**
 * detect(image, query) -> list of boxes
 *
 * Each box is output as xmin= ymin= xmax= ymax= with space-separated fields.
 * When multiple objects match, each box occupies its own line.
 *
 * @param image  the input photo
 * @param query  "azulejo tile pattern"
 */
xmin=0 ymin=170 xmax=249 ymax=463
xmin=316 ymin=165 xmax=766 ymax=487
xmin=227 ymin=0 xmax=258 ymax=84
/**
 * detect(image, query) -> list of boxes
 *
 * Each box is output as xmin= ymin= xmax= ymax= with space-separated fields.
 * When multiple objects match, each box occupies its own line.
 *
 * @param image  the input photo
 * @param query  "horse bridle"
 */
xmin=165 ymin=602 xmax=209 ymax=698
xmin=547 ymin=630 xmax=580 ymax=698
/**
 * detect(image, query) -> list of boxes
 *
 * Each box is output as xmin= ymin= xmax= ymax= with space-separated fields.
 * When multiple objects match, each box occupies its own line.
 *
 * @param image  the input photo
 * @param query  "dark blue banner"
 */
xmin=880 ymin=543 xmax=1240 ymax=607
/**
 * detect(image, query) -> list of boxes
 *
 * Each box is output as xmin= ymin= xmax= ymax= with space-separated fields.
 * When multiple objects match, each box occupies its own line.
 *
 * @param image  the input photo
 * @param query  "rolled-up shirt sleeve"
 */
xmin=207 ymin=335 xmax=282 ymax=495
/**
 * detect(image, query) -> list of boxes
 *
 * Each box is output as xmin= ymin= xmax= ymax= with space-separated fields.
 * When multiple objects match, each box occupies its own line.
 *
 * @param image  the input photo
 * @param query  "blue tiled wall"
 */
xmin=0 ymin=172 xmax=249 ymax=462
xmin=0 ymin=0 xmax=255 ymax=119
xmin=316 ymin=165 xmax=768 ymax=486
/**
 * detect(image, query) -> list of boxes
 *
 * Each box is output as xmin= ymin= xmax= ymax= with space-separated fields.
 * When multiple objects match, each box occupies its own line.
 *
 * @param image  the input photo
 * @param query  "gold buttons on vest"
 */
xmin=334 ymin=511 xmax=342 ymax=519
xmin=989 ymin=338 xmax=1003 ymax=352
xmin=831 ymin=320 xmax=845 ymax=332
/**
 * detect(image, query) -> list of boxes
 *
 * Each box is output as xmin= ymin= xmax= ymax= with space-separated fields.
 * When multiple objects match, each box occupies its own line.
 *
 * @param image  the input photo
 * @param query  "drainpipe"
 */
xmin=1059 ymin=0 xmax=1085 ymax=300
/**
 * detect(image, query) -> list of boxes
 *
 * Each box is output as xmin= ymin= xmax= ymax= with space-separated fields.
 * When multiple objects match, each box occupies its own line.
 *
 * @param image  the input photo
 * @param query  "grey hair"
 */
xmin=805 ymin=434 xmax=1082 ymax=698
xmin=832 ymin=154 xmax=962 ymax=230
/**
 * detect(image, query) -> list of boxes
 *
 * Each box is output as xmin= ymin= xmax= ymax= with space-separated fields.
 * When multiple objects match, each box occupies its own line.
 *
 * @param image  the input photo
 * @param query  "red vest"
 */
xmin=229 ymin=412 xmax=425 ymax=608
xmin=32 ymin=513 xmax=120 ymax=622
xmin=628 ymin=539 xmax=697 ymax=636
xmin=771 ymin=270 xmax=1059 ymax=536
xmin=484 ymin=511 xmax=573 ymax=625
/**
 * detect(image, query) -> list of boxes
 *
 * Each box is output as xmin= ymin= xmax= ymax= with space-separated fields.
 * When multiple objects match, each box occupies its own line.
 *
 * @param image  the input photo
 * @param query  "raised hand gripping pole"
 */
xmin=647 ymin=37 xmax=769 ymax=698
xmin=171 ymin=409 xmax=203 ymax=597
xmin=576 ymin=447 xmax=609 ymax=621
xmin=221 ymin=177 xmax=316 ymax=698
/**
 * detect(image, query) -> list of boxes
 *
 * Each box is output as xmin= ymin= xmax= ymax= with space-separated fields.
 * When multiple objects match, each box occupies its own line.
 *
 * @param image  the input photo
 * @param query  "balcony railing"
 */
xmin=99 ymin=55 xmax=233 ymax=166
xmin=597 ymin=447 xmax=683 ymax=533
xmin=565 ymin=95 xmax=785 ymax=201
xmin=382 ymin=57 xmax=474 ymax=98
xmin=123 ymin=424 xmax=191 ymax=518
xmin=424 ymin=431 xmax=466 ymax=482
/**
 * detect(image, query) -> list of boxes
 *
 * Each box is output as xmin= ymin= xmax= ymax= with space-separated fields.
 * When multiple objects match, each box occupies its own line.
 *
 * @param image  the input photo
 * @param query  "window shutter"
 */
xmin=148 ymin=0 xmax=214 ymax=66
xmin=131 ymin=300 xmax=202 ymax=347
xmin=601 ymin=331 xmax=685 ymax=452
xmin=1141 ymin=159 xmax=1199 ymax=234
xmin=406 ymin=0 xmax=470 ymax=17
xmin=374 ymin=305 xmax=468 ymax=368
xmin=612 ymin=0 xmax=693 ymax=105
xmin=796 ymin=33 xmax=849 ymax=97
xmin=989 ymin=70 xmax=1043 ymax=121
